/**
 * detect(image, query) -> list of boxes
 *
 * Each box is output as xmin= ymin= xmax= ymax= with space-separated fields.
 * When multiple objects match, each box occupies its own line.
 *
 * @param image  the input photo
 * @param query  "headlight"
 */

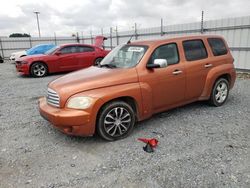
xmin=21 ymin=61 xmax=28 ymax=64
xmin=67 ymin=96 xmax=93 ymax=110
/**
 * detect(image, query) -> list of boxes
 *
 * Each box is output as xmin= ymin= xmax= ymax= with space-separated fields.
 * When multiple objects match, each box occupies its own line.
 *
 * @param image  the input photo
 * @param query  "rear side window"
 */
xmin=150 ymin=43 xmax=179 ymax=65
xmin=78 ymin=46 xmax=95 ymax=52
xmin=183 ymin=40 xmax=208 ymax=61
xmin=208 ymin=38 xmax=228 ymax=56
xmin=60 ymin=46 xmax=78 ymax=54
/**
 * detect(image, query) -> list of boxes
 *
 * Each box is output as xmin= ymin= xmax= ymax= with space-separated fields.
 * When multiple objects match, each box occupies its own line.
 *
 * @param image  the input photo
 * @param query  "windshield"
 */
xmin=45 ymin=46 xmax=59 ymax=55
xmin=100 ymin=44 xmax=148 ymax=68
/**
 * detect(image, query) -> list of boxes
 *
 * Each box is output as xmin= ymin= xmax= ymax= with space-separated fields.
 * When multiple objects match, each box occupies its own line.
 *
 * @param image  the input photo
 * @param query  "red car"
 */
xmin=15 ymin=36 xmax=109 ymax=77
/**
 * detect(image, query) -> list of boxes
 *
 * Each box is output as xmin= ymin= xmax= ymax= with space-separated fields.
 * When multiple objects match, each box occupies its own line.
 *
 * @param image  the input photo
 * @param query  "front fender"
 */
xmin=200 ymin=64 xmax=236 ymax=100
xmin=73 ymin=83 xmax=143 ymax=135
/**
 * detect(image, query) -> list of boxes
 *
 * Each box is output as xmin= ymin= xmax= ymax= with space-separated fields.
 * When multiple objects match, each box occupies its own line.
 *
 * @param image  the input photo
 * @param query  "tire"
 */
xmin=30 ymin=62 xmax=48 ymax=77
xmin=94 ymin=58 xmax=103 ymax=66
xmin=97 ymin=101 xmax=136 ymax=141
xmin=209 ymin=78 xmax=229 ymax=106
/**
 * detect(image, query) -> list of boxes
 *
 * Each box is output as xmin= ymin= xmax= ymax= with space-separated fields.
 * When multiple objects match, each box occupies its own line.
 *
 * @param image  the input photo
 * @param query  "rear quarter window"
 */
xmin=183 ymin=40 xmax=208 ymax=61
xmin=208 ymin=38 xmax=228 ymax=56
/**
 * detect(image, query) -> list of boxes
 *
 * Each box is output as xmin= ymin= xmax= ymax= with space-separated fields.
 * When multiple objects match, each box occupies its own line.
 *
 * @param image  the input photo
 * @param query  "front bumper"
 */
xmin=15 ymin=63 xmax=29 ymax=75
xmin=38 ymin=97 xmax=94 ymax=136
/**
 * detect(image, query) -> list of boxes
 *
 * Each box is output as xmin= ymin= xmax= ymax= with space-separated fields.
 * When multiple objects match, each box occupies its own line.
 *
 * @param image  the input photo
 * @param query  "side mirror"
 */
xmin=55 ymin=51 xmax=61 ymax=56
xmin=147 ymin=59 xmax=168 ymax=69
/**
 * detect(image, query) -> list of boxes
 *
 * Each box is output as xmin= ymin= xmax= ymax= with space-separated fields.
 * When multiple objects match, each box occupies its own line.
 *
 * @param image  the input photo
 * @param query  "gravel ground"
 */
xmin=0 ymin=63 xmax=250 ymax=188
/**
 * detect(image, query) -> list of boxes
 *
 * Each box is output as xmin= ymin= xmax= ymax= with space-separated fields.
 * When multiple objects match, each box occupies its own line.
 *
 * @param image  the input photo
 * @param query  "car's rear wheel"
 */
xmin=209 ymin=78 xmax=229 ymax=106
xmin=97 ymin=101 xmax=136 ymax=141
xmin=30 ymin=62 xmax=48 ymax=77
xmin=94 ymin=58 xmax=103 ymax=66
xmin=0 ymin=56 xmax=3 ymax=63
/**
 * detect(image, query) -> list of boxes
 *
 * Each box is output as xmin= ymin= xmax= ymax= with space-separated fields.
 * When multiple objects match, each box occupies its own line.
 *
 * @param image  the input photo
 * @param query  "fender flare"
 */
xmin=200 ymin=64 xmax=234 ymax=99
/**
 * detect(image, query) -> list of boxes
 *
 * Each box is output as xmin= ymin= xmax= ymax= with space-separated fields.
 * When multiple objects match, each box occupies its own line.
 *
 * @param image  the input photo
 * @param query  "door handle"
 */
xmin=172 ymin=70 xmax=183 ymax=75
xmin=204 ymin=63 xmax=213 ymax=68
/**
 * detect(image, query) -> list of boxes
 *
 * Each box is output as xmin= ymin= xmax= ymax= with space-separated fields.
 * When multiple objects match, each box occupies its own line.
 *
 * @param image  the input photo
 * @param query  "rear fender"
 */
xmin=200 ymin=64 xmax=236 ymax=100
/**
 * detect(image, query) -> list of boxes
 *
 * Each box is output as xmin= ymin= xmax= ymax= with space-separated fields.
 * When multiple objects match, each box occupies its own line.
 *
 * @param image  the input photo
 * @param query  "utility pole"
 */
xmin=34 ymin=11 xmax=41 ymax=37
xmin=201 ymin=10 xmax=204 ymax=34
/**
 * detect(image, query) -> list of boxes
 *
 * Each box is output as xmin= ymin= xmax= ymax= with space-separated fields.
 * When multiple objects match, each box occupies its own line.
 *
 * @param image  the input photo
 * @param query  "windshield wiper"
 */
xmin=100 ymin=64 xmax=117 ymax=68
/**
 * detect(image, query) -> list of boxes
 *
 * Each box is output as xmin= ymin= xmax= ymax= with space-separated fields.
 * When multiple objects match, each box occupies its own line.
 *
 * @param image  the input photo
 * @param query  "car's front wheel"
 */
xmin=30 ymin=62 xmax=48 ymax=77
xmin=209 ymin=78 xmax=229 ymax=106
xmin=97 ymin=101 xmax=136 ymax=141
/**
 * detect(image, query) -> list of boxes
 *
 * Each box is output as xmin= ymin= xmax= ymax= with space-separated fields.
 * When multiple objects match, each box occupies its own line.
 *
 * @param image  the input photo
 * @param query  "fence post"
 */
xmin=101 ymin=28 xmax=104 ymax=36
xmin=160 ymin=18 xmax=164 ymax=36
xmin=81 ymin=32 xmax=84 ymax=43
xmin=116 ymin=26 xmax=119 ymax=45
xmin=76 ymin=32 xmax=80 ymax=43
xmin=54 ymin=32 xmax=57 ymax=45
xmin=90 ymin=30 xmax=93 ymax=45
xmin=134 ymin=23 xmax=138 ymax=40
xmin=201 ymin=10 xmax=204 ymax=34
xmin=29 ymin=34 xmax=32 ymax=48
xmin=110 ymin=27 xmax=113 ymax=49
xmin=0 ymin=37 xmax=5 ymax=59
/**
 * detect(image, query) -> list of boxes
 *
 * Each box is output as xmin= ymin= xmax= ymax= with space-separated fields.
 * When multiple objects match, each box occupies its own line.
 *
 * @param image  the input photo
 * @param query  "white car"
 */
xmin=9 ymin=44 xmax=56 ymax=63
xmin=9 ymin=50 xmax=27 ymax=63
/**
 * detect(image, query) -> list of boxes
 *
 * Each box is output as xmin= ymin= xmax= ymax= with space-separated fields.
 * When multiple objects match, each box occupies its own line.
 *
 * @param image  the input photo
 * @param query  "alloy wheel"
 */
xmin=103 ymin=107 xmax=132 ymax=137
xmin=33 ymin=64 xmax=46 ymax=77
xmin=215 ymin=81 xmax=228 ymax=103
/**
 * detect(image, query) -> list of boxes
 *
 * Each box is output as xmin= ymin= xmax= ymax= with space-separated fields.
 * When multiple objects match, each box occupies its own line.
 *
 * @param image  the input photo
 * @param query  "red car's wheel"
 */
xmin=94 ymin=58 xmax=103 ymax=66
xmin=30 ymin=62 xmax=48 ymax=77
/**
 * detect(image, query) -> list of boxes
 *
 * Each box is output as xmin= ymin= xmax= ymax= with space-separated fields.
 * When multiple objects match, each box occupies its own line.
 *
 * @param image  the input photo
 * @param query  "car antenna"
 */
xmin=127 ymin=34 xmax=134 ymax=44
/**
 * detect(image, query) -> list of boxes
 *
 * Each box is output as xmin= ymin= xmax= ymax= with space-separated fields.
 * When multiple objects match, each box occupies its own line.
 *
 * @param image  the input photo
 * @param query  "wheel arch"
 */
xmin=216 ymin=73 xmax=231 ymax=84
xmin=94 ymin=96 xmax=139 ymax=138
xmin=200 ymin=64 xmax=234 ymax=100
xmin=96 ymin=96 xmax=139 ymax=122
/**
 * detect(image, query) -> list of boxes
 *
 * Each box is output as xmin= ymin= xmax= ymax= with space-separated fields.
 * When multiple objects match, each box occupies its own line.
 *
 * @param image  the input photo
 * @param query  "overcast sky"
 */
xmin=0 ymin=0 xmax=249 ymax=37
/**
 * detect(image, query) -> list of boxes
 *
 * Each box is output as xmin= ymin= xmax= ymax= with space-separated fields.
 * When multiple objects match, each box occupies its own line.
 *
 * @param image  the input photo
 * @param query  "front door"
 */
xmin=57 ymin=45 xmax=79 ymax=71
xmin=141 ymin=43 xmax=186 ymax=112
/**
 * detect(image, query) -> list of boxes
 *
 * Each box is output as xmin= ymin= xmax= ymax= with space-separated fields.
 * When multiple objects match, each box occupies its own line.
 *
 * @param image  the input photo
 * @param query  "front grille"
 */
xmin=47 ymin=88 xmax=60 ymax=107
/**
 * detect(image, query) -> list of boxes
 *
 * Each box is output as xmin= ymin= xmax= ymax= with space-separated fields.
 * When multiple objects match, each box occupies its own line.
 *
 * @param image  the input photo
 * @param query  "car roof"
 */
xmin=59 ymin=43 xmax=95 ymax=48
xmin=130 ymin=34 xmax=224 ymax=47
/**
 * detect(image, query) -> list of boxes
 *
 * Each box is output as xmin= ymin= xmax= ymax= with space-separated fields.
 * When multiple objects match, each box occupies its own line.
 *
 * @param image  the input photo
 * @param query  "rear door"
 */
xmin=57 ymin=45 xmax=78 ymax=71
xmin=182 ymin=39 xmax=211 ymax=99
xmin=76 ymin=46 xmax=96 ymax=68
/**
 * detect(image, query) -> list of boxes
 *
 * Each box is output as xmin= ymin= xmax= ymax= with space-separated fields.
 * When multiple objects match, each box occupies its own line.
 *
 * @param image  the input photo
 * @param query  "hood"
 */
xmin=17 ymin=54 xmax=47 ymax=62
xmin=49 ymin=66 xmax=138 ymax=104
xmin=11 ymin=51 xmax=26 ymax=58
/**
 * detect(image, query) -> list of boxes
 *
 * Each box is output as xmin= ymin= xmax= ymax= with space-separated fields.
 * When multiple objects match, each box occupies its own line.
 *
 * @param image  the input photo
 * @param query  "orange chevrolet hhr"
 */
xmin=39 ymin=35 xmax=236 ymax=141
